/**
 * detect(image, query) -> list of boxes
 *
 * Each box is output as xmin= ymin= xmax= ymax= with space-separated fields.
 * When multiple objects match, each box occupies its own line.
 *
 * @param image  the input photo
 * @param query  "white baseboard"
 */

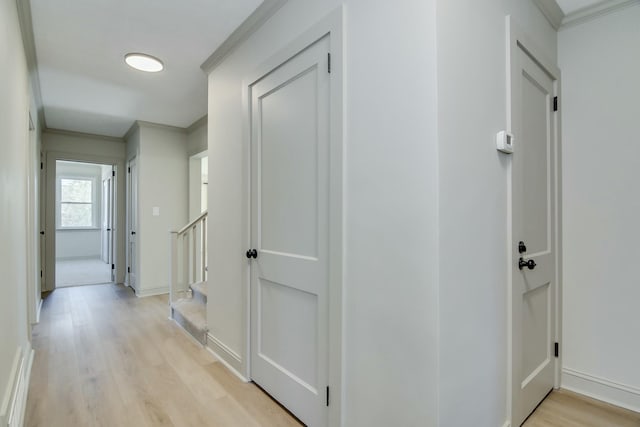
xmin=135 ymin=286 xmax=169 ymax=297
xmin=0 ymin=346 xmax=34 ymax=427
xmin=206 ymin=333 xmax=248 ymax=382
xmin=562 ymin=367 xmax=640 ymax=412
xmin=501 ymin=421 xmax=511 ymax=427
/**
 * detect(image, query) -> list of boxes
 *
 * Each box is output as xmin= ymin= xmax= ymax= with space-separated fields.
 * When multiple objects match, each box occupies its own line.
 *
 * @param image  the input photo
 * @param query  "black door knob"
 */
xmin=246 ymin=249 xmax=258 ymax=259
xmin=518 ymin=257 xmax=536 ymax=270
xmin=131 ymin=231 xmax=136 ymax=235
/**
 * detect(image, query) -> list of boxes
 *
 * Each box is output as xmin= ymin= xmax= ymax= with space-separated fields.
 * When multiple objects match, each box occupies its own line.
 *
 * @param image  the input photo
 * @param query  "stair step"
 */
xmin=171 ymin=298 xmax=207 ymax=344
xmin=191 ymin=281 xmax=207 ymax=304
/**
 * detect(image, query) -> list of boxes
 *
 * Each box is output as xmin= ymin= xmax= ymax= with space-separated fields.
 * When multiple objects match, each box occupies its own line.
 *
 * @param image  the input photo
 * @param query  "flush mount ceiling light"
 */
xmin=124 ymin=53 xmax=164 ymax=72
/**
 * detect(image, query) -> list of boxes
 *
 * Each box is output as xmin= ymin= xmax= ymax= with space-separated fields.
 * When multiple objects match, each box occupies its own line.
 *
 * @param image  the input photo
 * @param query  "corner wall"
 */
xmin=436 ymin=1 xmax=557 ymax=425
xmin=0 ymin=0 xmax=35 ymax=423
xmin=206 ymin=1 xmax=439 ymax=425
xmin=131 ymin=123 xmax=188 ymax=296
xmin=559 ymin=4 xmax=640 ymax=411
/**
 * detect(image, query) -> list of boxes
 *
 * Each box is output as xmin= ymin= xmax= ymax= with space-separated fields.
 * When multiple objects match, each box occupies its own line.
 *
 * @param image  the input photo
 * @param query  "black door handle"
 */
xmin=131 ymin=231 xmax=136 ymax=235
xmin=519 ymin=257 xmax=536 ymax=270
xmin=40 ymin=231 xmax=44 ymax=235
xmin=246 ymin=249 xmax=257 ymax=259
xmin=107 ymin=228 xmax=112 ymax=231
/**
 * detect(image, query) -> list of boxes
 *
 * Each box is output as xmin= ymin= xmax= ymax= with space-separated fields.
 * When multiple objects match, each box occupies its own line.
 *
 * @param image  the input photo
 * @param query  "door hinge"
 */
xmin=128 ymin=167 xmax=131 ymax=173
xmin=326 ymin=386 xmax=330 ymax=406
xmin=40 ymin=270 xmax=42 ymax=278
xmin=40 ymin=162 xmax=43 ymax=170
xmin=111 ymin=264 xmax=115 ymax=270
xmin=327 ymin=53 xmax=331 ymax=74
xmin=112 ymin=170 xmax=116 ymax=177
xmin=554 ymin=342 xmax=559 ymax=358
xmin=127 ymin=266 xmax=131 ymax=273
xmin=553 ymin=96 xmax=558 ymax=112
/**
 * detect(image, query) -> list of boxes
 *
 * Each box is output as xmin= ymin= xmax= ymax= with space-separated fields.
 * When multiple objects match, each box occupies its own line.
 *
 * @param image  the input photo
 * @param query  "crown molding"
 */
xmin=186 ymin=115 xmax=207 ymax=133
xmin=561 ymin=0 xmax=639 ymax=29
xmin=15 ymin=0 xmax=47 ymax=130
xmin=534 ymin=0 xmax=565 ymax=30
xmin=200 ymin=0 xmax=288 ymax=74
xmin=44 ymin=128 xmax=125 ymax=143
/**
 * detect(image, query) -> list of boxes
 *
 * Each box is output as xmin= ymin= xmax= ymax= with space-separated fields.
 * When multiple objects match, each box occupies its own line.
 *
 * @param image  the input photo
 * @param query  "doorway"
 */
xmin=508 ymin=19 xmax=562 ymax=427
xmin=245 ymin=11 xmax=344 ymax=424
xmin=54 ymin=160 xmax=115 ymax=287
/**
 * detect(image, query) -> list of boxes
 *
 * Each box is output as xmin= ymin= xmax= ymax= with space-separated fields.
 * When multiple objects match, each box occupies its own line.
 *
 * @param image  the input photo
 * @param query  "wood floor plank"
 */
xmin=524 ymin=389 xmax=640 ymax=427
xmin=25 ymin=283 xmax=302 ymax=427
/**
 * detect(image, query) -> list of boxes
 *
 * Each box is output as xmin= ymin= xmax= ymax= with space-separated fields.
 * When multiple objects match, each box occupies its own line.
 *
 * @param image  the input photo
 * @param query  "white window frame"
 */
xmin=56 ymin=175 xmax=99 ymax=230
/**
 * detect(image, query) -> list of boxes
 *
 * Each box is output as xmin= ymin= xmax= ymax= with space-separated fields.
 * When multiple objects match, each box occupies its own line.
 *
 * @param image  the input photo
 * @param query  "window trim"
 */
xmin=56 ymin=175 xmax=98 ymax=230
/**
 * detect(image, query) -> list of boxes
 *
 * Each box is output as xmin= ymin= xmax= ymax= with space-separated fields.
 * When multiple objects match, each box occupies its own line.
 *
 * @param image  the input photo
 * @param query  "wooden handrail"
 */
xmin=175 ymin=210 xmax=208 ymax=235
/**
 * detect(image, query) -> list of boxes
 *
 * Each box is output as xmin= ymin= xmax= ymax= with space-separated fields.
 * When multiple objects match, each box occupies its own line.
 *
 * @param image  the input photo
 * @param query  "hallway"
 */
xmin=25 ymin=284 xmax=302 ymax=427
xmin=55 ymin=258 xmax=112 ymax=287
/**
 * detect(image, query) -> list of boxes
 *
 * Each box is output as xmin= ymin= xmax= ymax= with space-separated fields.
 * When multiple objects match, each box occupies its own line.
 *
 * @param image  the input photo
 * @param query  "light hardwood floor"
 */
xmin=25 ymin=283 xmax=640 ymax=427
xmin=25 ymin=283 xmax=303 ymax=427
xmin=524 ymin=389 xmax=640 ymax=427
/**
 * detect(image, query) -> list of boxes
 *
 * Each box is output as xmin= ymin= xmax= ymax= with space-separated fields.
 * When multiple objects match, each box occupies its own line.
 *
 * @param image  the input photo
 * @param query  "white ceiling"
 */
xmin=31 ymin=0 xmax=263 ymax=138
xmin=556 ymin=0 xmax=608 ymax=14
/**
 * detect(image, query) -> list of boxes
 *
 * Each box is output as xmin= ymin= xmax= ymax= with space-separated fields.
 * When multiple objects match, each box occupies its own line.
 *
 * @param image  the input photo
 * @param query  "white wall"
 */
xmin=436 ymin=2 xmax=557 ymax=426
xmin=559 ymin=4 xmax=640 ymax=411
xmin=187 ymin=116 xmax=207 ymax=157
xmin=187 ymin=117 xmax=208 ymax=220
xmin=0 ymin=0 xmax=35 ymax=422
xmin=55 ymin=161 xmax=103 ymax=259
xmin=129 ymin=123 xmax=188 ymax=296
xmin=207 ymin=2 xmax=438 ymax=426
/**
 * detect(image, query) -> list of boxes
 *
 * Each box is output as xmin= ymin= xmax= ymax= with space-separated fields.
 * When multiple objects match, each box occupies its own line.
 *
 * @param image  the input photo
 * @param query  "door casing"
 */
xmin=43 ymin=151 xmax=125 ymax=290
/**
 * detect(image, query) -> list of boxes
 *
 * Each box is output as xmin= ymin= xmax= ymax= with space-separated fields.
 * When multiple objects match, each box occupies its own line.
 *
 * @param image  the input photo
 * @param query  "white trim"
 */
xmin=200 ymin=0 xmax=288 ymax=73
xmin=562 ymin=368 xmax=640 ymax=412
xmin=35 ymin=298 xmax=43 ymax=324
xmin=135 ymin=286 xmax=169 ymax=297
xmin=533 ymin=0 xmax=565 ymax=30
xmin=561 ymin=0 xmax=639 ymax=29
xmin=14 ymin=0 xmax=46 ymax=129
xmin=206 ymin=333 xmax=249 ymax=382
xmin=502 ymin=422 xmax=511 ymax=427
xmin=0 ymin=347 xmax=33 ymax=427
xmin=45 ymin=128 xmax=123 ymax=143
xmin=44 ymin=151 xmax=126 ymax=291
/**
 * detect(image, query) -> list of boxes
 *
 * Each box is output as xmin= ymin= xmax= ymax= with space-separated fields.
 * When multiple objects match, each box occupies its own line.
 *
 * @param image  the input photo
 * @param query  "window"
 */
xmin=59 ymin=178 xmax=95 ymax=228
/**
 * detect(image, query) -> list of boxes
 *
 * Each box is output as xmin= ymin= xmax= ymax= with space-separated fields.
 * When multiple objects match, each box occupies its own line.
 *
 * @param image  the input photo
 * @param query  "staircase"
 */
xmin=169 ymin=211 xmax=208 ymax=344
xmin=171 ymin=281 xmax=207 ymax=344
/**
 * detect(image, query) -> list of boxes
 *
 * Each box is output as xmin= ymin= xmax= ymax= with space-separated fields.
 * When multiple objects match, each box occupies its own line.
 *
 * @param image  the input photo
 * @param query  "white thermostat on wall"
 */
xmin=496 ymin=130 xmax=514 ymax=154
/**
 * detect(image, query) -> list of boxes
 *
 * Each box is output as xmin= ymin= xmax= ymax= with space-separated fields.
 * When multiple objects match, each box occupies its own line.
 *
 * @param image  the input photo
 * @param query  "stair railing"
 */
xmin=169 ymin=210 xmax=208 ymax=315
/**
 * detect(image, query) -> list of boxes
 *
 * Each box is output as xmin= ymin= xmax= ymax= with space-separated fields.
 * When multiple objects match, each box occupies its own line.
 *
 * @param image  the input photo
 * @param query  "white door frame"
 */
xmin=43 ymin=151 xmax=125 ymax=290
xmin=125 ymin=156 xmax=138 ymax=290
xmin=242 ymin=7 xmax=344 ymax=426
xmin=506 ymin=16 xmax=563 ymax=425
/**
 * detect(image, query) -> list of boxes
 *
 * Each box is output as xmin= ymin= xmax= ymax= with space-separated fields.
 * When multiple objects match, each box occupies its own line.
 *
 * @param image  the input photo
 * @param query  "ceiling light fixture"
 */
xmin=124 ymin=53 xmax=164 ymax=73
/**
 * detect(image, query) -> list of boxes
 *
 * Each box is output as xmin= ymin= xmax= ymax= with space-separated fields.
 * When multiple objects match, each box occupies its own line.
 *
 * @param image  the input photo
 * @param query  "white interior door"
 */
xmin=511 ymin=43 xmax=558 ymax=426
xmin=128 ymin=158 xmax=138 ymax=289
xmin=250 ymin=35 xmax=330 ymax=427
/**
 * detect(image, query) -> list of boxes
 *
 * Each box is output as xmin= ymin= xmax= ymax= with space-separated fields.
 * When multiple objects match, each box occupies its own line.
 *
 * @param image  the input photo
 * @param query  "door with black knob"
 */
xmin=510 ymin=28 xmax=559 ymax=427
xmin=249 ymin=34 xmax=331 ymax=427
